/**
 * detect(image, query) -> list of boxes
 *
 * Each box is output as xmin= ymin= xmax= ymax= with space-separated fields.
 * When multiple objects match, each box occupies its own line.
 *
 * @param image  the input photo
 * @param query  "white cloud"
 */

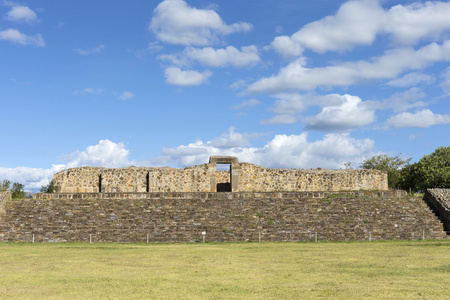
xmin=6 ymin=5 xmax=38 ymax=23
xmin=208 ymin=128 xmax=257 ymax=149
xmin=260 ymin=114 xmax=298 ymax=125
xmin=270 ymin=93 xmax=310 ymax=115
xmin=159 ymin=130 xmax=375 ymax=169
xmin=271 ymin=0 xmax=450 ymax=57
xmin=75 ymin=45 xmax=105 ymax=55
xmin=387 ymin=109 xmax=450 ymax=128
xmin=164 ymin=67 xmax=212 ymax=86
xmin=0 ymin=165 xmax=65 ymax=192
xmin=277 ymin=0 xmax=383 ymax=55
xmin=386 ymin=72 xmax=435 ymax=87
xmin=0 ymin=28 xmax=45 ymax=46
xmin=65 ymin=140 xmax=131 ymax=168
xmin=248 ymin=41 xmax=450 ymax=93
xmin=265 ymin=93 xmax=374 ymax=129
xmin=118 ymin=91 xmax=135 ymax=100
xmin=0 ymin=140 xmax=131 ymax=191
xmin=161 ymin=45 xmax=260 ymax=67
xmin=150 ymin=0 xmax=252 ymax=46
xmin=230 ymin=79 xmax=246 ymax=90
xmin=387 ymin=1 xmax=450 ymax=45
xmin=270 ymin=35 xmax=304 ymax=58
xmin=305 ymin=94 xmax=375 ymax=132
xmin=231 ymin=99 xmax=260 ymax=110
xmin=367 ymin=87 xmax=427 ymax=113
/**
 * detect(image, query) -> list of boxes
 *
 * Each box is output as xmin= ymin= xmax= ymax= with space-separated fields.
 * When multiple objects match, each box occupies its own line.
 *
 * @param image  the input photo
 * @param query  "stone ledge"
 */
xmin=34 ymin=190 xmax=407 ymax=200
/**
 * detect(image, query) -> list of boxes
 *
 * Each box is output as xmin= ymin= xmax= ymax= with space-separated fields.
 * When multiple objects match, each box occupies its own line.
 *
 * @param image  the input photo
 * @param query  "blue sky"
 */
xmin=1 ymin=0 xmax=450 ymax=191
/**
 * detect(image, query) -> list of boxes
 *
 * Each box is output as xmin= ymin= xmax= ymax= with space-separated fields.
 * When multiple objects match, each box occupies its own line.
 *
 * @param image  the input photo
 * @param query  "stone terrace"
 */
xmin=1 ymin=191 xmax=447 ymax=243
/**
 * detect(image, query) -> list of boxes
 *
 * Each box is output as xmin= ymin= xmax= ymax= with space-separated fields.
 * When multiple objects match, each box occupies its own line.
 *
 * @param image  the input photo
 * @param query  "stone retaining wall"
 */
xmin=1 ymin=191 xmax=446 ymax=243
xmin=425 ymin=189 xmax=450 ymax=231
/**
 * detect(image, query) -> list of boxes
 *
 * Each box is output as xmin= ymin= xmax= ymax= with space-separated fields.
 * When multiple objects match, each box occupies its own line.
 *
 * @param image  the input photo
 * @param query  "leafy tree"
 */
xmin=409 ymin=146 xmax=450 ymax=191
xmin=10 ymin=182 xmax=25 ymax=199
xmin=1 ymin=179 xmax=11 ymax=192
xmin=40 ymin=179 xmax=54 ymax=193
xmin=360 ymin=154 xmax=411 ymax=188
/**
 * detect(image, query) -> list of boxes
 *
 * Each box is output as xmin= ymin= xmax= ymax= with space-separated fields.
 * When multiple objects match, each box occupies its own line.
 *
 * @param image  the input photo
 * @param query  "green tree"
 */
xmin=409 ymin=146 xmax=450 ymax=191
xmin=40 ymin=179 xmax=54 ymax=193
xmin=10 ymin=182 xmax=25 ymax=199
xmin=1 ymin=179 xmax=11 ymax=192
xmin=360 ymin=154 xmax=411 ymax=189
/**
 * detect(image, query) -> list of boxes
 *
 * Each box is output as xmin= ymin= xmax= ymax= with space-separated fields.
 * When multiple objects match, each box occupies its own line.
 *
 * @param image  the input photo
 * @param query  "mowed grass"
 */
xmin=0 ymin=241 xmax=449 ymax=299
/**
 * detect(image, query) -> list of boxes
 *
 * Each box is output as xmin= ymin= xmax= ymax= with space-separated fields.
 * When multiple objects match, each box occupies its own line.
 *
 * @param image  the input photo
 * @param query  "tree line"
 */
xmin=1 ymin=180 xmax=26 ymax=199
xmin=0 ymin=179 xmax=54 ymax=199
xmin=360 ymin=145 xmax=450 ymax=192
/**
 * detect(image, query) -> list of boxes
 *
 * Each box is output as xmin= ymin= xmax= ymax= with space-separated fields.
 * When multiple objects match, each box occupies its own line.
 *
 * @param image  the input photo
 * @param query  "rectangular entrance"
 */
xmin=209 ymin=156 xmax=240 ymax=192
xmin=216 ymin=163 xmax=231 ymax=192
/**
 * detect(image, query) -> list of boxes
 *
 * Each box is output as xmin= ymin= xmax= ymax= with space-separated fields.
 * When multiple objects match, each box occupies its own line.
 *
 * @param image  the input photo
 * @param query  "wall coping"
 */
xmin=34 ymin=190 xmax=406 ymax=200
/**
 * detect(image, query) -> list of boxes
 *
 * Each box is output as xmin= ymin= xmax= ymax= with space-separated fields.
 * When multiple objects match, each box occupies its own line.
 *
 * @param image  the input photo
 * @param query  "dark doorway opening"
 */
xmin=146 ymin=172 xmax=149 ymax=192
xmin=217 ymin=182 xmax=231 ymax=192
xmin=216 ymin=163 xmax=231 ymax=192
xmin=98 ymin=174 xmax=102 ymax=193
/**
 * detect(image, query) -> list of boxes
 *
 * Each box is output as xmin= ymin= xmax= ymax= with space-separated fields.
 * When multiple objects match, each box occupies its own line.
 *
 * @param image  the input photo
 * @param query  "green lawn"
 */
xmin=0 ymin=240 xmax=449 ymax=299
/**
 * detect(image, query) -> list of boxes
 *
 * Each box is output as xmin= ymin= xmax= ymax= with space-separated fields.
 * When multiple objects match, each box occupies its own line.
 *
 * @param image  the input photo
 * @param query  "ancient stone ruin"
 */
xmin=2 ymin=156 xmax=448 ymax=243
xmin=53 ymin=156 xmax=388 ymax=193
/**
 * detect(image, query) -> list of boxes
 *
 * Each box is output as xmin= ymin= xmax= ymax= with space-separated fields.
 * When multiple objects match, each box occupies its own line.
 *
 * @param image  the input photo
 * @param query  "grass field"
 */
xmin=0 ymin=240 xmax=449 ymax=299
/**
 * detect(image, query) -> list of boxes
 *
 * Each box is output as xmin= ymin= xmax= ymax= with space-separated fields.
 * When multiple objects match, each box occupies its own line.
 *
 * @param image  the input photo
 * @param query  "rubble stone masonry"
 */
xmin=53 ymin=157 xmax=388 ymax=193
xmin=425 ymin=188 xmax=450 ymax=231
xmin=1 ymin=191 xmax=447 ymax=243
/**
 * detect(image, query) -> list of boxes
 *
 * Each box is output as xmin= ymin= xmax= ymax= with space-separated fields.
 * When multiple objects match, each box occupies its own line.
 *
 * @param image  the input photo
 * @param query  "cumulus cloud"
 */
xmin=0 ymin=165 xmax=65 ymax=192
xmin=160 ymin=45 xmax=260 ymax=67
xmin=0 ymin=28 xmax=45 ymax=46
xmin=64 ymin=139 xmax=131 ymax=168
xmin=271 ymin=35 xmax=304 ymax=58
xmin=159 ymin=130 xmax=375 ymax=169
xmin=150 ymin=0 xmax=252 ymax=46
xmin=248 ymin=41 xmax=450 ymax=93
xmin=0 ymin=140 xmax=132 ymax=191
xmin=264 ymin=93 xmax=374 ymax=129
xmin=6 ymin=5 xmax=38 ymax=23
xmin=118 ymin=91 xmax=135 ymax=100
xmin=164 ymin=67 xmax=212 ymax=86
xmin=75 ymin=45 xmax=105 ymax=55
xmin=386 ymin=109 xmax=450 ymax=128
xmin=231 ymin=99 xmax=260 ymax=110
xmin=271 ymin=0 xmax=450 ymax=57
xmin=304 ymin=94 xmax=375 ymax=132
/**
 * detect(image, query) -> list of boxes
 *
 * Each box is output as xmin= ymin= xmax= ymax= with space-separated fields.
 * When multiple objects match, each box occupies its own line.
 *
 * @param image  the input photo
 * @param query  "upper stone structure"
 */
xmin=53 ymin=156 xmax=388 ymax=193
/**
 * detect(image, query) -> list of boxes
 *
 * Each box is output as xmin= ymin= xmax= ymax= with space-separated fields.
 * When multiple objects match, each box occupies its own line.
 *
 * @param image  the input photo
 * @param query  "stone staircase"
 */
xmin=0 ymin=192 xmax=447 ymax=243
